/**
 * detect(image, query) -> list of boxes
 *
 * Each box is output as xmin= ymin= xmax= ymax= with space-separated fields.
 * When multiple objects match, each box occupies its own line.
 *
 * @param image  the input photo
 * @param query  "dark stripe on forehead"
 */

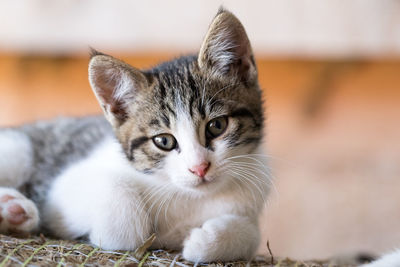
xmin=166 ymin=104 xmax=176 ymax=117
xmin=164 ymin=75 xmax=172 ymax=87
xmin=170 ymin=83 xmax=176 ymax=100
xmin=149 ymin=119 xmax=160 ymax=126
xmin=158 ymin=77 xmax=167 ymax=99
xmin=161 ymin=113 xmax=170 ymax=128
xmin=199 ymin=102 xmax=206 ymax=119
xmin=187 ymin=72 xmax=198 ymax=93
xmin=189 ymin=95 xmax=195 ymax=117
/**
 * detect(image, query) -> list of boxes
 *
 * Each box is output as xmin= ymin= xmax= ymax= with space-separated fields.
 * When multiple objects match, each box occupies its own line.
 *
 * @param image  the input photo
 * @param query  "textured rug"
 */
xmin=0 ymin=234 xmax=357 ymax=267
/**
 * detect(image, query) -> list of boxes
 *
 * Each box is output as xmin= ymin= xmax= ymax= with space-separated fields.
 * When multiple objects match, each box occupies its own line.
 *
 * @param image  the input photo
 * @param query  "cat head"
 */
xmin=88 ymin=9 xmax=264 ymax=195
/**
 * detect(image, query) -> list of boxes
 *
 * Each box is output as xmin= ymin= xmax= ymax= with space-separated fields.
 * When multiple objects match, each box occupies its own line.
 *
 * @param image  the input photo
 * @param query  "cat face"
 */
xmin=88 ymin=9 xmax=264 ymax=194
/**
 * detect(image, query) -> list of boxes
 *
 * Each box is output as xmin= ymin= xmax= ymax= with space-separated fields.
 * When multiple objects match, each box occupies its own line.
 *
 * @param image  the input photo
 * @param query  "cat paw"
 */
xmin=0 ymin=188 xmax=39 ymax=234
xmin=182 ymin=218 xmax=233 ymax=262
xmin=182 ymin=215 xmax=258 ymax=263
xmin=182 ymin=226 xmax=215 ymax=262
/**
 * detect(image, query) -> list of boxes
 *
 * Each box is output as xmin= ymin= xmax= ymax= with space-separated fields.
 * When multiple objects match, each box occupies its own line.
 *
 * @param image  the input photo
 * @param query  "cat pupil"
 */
xmin=162 ymin=137 xmax=168 ymax=145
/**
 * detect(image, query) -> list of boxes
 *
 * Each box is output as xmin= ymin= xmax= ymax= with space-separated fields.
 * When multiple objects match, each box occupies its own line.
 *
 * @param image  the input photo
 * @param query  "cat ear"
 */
xmin=198 ymin=8 xmax=257 ymax=84
xmin=88 ymin=50 xmax=149 ymax=127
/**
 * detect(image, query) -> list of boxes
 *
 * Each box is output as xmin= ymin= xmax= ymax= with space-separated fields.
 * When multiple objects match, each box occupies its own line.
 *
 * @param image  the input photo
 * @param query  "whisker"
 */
xmin=140 ymin=184 xmax=171 ymax=232
xmin=228 ymin=169 xmax=258 ymax=205
xmin=150 ymin=185 xmax=174 ymax=232
xmin=229 ymin=168 xmax=268 ymax=205
xmin=228 ymin=163 xmax=279 ymax=197
xmin=163 ymin=190 xmax=178 ymax=230
xmin=226 ymin=153 xmax=296 ymax=168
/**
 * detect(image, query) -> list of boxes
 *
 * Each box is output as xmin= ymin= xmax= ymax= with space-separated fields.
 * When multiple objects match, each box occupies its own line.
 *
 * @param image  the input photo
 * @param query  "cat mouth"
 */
xmin=197 ymin=179 xmax=209 ymax=186
xmin=175 ymin=175 xmax=218 ymax=191
xmin=195 ymin=176 xmax=216 ymax=187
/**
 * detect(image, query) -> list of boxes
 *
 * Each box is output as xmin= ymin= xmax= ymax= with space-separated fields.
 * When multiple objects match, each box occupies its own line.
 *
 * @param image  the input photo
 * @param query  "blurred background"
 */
xmin=1 ymin=0 xmax=400 ymax=260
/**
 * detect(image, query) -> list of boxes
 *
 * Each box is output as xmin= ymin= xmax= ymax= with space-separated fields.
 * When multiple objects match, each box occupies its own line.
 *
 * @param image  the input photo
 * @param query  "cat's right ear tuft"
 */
xmin=89 ymin=47 xmax=106 ymax=59
xmin=216 ymin=6 xmax=227 ymax=16
xmin=88 ymin=54 xmax=148 ymax=127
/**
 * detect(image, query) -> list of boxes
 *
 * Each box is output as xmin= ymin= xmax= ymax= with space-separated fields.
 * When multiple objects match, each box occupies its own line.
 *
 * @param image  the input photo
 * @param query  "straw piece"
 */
xmin=78 ymin=247 xmax=99 ymax=267
xmin=0 ymin=239 xmax=34 ymax=267
xmin=139 ymin=251 xmax=150 ymax=267
xmin=21 ymin=241 xmax=49 ymax=266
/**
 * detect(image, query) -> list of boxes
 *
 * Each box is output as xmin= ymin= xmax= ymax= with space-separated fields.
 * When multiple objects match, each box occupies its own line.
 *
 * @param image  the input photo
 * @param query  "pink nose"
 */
xmin=189 ymin=162 xmax=210 ymax=178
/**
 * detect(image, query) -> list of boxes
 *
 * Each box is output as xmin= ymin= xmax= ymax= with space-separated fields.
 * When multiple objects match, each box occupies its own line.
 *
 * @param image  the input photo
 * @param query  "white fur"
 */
xmin=0 ymin=130 xmax=33 ymax=187
xmin=183 ymin=214 xmax=260 ymax=262
xmin=362 ymin=250 xmax=400 ymax=267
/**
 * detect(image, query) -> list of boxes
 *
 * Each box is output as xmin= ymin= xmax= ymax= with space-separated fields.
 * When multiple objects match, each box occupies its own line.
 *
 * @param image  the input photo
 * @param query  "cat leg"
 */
xmin=87 ymin=184 xmax=152 ymax=250
xmin=0 ymin=130 xmax=38 ymax=234
xmin=182 ymin=214 xmax=260 ymax=262
xmin=45 ymin=173 xmax=152 ymax=250
xmin=0 ymin=130 xmax=33 ymax=187
xmin=42 ymin=140 xmax=152 ymax=250
xmin=0 ymin=187 xmax=39 ymax=234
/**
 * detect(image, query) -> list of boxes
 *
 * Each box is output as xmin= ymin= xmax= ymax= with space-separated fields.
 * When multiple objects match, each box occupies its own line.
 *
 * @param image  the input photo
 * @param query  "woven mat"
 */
xmin=0 ymin=234 xmax=357 ymax=267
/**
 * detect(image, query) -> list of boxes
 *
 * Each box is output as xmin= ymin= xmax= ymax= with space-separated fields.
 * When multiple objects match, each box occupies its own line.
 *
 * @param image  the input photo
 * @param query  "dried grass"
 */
xmin=0 ymin=234 xmax=356 ymax=267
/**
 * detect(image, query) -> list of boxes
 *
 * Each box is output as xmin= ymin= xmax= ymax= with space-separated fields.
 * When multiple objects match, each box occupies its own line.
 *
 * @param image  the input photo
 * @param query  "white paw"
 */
xmin=183 ymin=226 xmax=217 ymax=263
xmin=182 ymin=215 xmax=259 ymax=263
xmin=0 ymin=188 xmax=39 ymax=234
xmin=182 ymin=219 xmax=240 ymax=262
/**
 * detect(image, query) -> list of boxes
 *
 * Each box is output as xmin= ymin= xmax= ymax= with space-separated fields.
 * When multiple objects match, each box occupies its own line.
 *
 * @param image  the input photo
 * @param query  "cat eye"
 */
xmin=206 ymin=116 xmax=228 ymax=138
xmin=152 ymin=134 xmax=177 ymax=151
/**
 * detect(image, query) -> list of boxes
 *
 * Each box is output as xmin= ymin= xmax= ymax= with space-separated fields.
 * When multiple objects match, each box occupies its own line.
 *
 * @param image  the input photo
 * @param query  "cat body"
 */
xmin=0 ymin=9 xmax=269 ymax=262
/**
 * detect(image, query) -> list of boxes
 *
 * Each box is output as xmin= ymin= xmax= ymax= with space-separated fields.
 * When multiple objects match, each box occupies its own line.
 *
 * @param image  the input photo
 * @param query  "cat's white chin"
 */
xmin=172 ymin=175 xmax=226 ymax=196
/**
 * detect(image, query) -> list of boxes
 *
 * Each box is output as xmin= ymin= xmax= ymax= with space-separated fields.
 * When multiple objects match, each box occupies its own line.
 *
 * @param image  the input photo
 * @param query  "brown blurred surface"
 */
xmin=1 ymin=54 xmax=400 ymax=260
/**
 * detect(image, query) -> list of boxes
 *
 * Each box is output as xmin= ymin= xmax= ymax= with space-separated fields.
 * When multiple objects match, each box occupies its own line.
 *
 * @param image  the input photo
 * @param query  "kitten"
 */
xmin=0 ymin=8 xmax=269 ymax=262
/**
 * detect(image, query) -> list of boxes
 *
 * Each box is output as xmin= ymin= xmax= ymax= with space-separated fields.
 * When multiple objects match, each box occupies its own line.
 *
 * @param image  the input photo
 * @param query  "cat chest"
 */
xmin=148 ymin=196 xmax=241 ymax=248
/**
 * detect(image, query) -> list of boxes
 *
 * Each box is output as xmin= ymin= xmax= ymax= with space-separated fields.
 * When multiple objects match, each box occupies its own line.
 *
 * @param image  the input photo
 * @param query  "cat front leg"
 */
xmin=43 ymin=140 xmax=153 ymax=250
xmin=0 ymin=187 xmax=39 ymax=234
xmin=87 ymin=190 xmax=152 ymax=250
xmin=45 ymin=175 xmax=152 ymax=250
xmin=182 ymin=214 xmax=260 ymax=262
